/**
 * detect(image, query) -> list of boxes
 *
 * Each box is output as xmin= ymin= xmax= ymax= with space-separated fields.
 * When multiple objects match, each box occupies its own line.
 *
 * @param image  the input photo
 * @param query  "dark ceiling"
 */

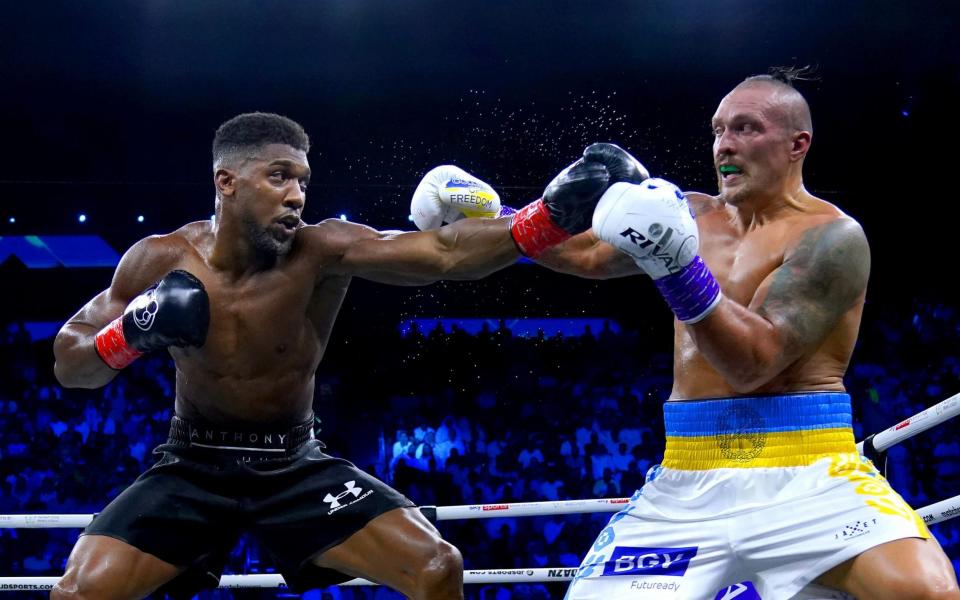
xmin=2 ymin=0 xmax=957 ymax=321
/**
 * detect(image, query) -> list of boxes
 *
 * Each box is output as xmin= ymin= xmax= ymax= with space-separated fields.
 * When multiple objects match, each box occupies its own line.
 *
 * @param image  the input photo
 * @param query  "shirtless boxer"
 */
xmin=50 ymin=112 xmax=644 ymax=600
xmin=417 ymin=73 xmax=959 ymax=599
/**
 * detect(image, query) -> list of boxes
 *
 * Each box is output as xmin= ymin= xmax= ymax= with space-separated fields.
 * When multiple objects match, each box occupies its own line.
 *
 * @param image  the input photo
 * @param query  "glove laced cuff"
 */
xmin=94 ymin=318 xmax=143 ymax=370
xmin=653 ymin=255 xmax=722 ymax=324
xmin=509 ymin=199 xmax=571 ymax=258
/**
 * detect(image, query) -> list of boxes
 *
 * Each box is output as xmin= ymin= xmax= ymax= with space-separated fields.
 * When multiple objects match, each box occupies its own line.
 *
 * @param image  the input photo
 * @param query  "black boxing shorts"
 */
xmin=82 ymin=415 xmax=414 ymax=598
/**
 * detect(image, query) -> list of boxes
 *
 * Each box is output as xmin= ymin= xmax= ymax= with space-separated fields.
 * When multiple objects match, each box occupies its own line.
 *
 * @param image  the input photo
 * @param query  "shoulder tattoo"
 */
xmin=758 ymin=218 xmax=870 ymax=352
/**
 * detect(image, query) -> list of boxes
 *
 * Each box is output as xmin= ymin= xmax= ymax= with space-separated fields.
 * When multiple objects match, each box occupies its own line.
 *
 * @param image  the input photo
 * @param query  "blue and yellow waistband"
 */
xmin=662 ymin=393 xmax=857 ymax=470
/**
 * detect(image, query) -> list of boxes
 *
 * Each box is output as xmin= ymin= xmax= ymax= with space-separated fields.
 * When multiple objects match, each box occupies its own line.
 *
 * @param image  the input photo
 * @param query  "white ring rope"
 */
xmin=0 ymin=568 xmax=583 ymax=591
xmin=0 ymin=515 xmax=92 ymax=529
xmin=1 ymin=393 xmax=956 ymax=590
xmin=6 ymin=391 xmax=955 ymax=529
xmin=857 ymin=392 xmax=960 ymax=454
xmin=0 ymin=494 xmax=957 ymax=590
xmin=0 ymin=498 xmax=631 ymax=529
xmin=0 ymin=496 xmax=960 ymax=592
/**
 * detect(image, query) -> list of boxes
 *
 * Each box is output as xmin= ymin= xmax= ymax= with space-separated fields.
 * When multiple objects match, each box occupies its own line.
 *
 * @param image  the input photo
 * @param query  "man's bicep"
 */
xmin=753 ymin=218 xmax=870 ymax=356
xmin=69 ymin=236 xmax=182 ymax=329
xmin=62 ymin=289 xmax=124 ymax=333
xmin=307 ymin=220 xmax=423 ymax=281
xmin=334 ymin=228 xmax=448 ymax=285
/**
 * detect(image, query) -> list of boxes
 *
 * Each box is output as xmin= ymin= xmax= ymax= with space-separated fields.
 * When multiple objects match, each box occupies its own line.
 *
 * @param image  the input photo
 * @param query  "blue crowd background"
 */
xmin=1 ymin=297 xmax=958 ymax=599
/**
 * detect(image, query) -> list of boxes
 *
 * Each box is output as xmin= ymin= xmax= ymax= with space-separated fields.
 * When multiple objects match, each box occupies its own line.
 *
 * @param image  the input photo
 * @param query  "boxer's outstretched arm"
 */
xmin=535 ymin=229 xmax=643 ymax=279
xmin=688 ymin=217 xmax=870 ymax=392
xmin=316 ymin=217 xmax=520 ymax=285
xmin=53 ymin=236 xmax=180 ymax=388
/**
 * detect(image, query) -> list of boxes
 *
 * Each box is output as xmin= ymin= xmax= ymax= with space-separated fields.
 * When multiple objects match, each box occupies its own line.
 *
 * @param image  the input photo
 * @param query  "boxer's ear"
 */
xmin=789 ymin=131 xmax=811 ymax=162
xmin=215 ymin=168 xmax=237 ymax=198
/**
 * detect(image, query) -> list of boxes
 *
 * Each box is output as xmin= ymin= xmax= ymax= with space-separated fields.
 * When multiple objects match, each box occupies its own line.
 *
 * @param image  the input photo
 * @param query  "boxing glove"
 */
xmin=95 ymin=270 xmax=210 ymax=369
xmin=593 ymin=180 xmax=722 ymax=323
xmin=509 ymin=143 xmax=651 ymax=258
xmin=583 ymin=143 xmax=650 ymax=185
xmin=410 ymin=165 xmax=503 ymax=230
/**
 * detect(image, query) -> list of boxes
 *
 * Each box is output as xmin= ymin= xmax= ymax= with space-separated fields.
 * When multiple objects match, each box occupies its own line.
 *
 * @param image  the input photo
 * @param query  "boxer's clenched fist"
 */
xmin=95 ymin=270 xmax=210 ymax=369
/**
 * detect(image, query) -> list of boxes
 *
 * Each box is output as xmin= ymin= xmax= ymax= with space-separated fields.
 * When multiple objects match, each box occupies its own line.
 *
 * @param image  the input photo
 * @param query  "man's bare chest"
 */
xmin=698 ymin=226 xmax=791 ymax=306
xmin=172 ymin=258 xmax=321 ymax=365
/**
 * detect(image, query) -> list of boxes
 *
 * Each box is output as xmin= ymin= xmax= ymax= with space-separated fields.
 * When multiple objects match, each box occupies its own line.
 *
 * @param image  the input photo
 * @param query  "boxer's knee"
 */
xmin=51 ymin=566 xmax=168 ymax=600
xmin=898 ymin=582 xmax=960 ymax=600
xmin=890 ymin=587 xmax=960 ymax=600
xmin=50 ymin=567 xmax=103 ymax=600
xmin=869 ymin=572 xmax=960 ymax=600
xmin=413 ymin=538 xmax=463 ymax=598
xmin=51 ymin=536 xmax=176 ymax=600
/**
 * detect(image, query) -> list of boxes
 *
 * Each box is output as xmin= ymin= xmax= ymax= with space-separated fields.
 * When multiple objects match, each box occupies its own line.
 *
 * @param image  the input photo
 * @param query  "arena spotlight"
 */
xmin=137 ymin=215 xmax=145 ymax=223
xmin=78 ymin=214 xmax=87 ymax=223
xmin=340 ymin=214 xmax=347 ymax=221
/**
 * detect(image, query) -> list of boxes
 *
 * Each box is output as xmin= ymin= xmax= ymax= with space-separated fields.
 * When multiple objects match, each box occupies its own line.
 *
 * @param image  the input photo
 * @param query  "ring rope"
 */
xmin=0 ymin=497 xmax=632 ymax=529
xmin=2 ymin=492 xmax=958 ymax=529
xmin=1 ymin=394 xmax=956 ymax=590
xmin=0 ymin=495 xmax=957 ymax=591
xmin=857 ymin=392 xmax=959 ymax=454
xmin=0 ymin=568 xmax=583 ymax=591
xmin=6 ymin=391 xmax=956 ymax=529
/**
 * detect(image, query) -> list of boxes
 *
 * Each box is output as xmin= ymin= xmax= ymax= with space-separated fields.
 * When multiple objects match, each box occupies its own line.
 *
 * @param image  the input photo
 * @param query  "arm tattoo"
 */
xmin=758 ymin=218 xmax=870 ymax=356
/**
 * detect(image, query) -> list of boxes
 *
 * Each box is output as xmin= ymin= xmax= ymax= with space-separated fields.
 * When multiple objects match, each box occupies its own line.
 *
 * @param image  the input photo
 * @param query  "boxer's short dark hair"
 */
xmin=213 ymin=112 xmax=310 ymax=168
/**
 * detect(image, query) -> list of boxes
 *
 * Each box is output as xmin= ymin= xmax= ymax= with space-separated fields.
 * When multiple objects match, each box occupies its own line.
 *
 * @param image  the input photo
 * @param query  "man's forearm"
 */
xmin=438 ymin=217 xmax=520 ymax=280
xmin=534 ymin=232 xmax=642 ymax=280
xmin=686 ymin=298 xmax=788 ymax=392
xmin=53 ymin=324 xmax=121 ymax=389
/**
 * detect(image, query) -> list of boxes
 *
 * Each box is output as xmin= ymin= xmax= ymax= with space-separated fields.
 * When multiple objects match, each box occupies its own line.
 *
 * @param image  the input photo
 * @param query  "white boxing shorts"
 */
xmin=565 ymin=393 xmax=930 ymax=600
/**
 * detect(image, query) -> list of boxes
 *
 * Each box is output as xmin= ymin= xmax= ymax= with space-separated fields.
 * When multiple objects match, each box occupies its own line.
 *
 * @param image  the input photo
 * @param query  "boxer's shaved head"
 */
xmin=736 ymin=68 xmax=813 ymax=135
xmin=213 ymin=112 xmax=310 ymax=170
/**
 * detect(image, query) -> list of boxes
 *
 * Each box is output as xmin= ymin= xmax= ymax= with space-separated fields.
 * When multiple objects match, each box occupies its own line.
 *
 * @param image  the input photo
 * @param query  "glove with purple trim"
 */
xmin=592 ymin=179 xmax=722 ymax=323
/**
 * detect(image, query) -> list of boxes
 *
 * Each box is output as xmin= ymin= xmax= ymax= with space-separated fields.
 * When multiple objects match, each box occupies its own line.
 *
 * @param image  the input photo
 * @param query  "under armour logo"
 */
xmin=324 ymin=481 xmax=362 ymax=508
xmin=132 ymin=292 xmax=159 ymax=331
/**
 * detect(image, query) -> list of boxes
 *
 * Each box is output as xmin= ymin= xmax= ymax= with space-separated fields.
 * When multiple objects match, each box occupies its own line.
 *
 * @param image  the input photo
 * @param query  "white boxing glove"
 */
xmin=410 ymin=165 xmax=501 ymax=230
xmin=592 ymin=179 xmax=721 ymax=323
xmin=592 ymin=180 xmax=699 ymax=279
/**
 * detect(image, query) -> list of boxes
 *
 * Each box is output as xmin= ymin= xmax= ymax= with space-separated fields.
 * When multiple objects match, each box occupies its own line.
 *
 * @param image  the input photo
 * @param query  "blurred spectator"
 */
xmin=1 ymin=302 xmax=959 ymax=599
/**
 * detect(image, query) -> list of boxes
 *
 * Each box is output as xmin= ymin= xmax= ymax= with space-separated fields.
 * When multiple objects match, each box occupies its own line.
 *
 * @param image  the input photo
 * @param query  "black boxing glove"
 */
xmin=583 ymin=142 xmax=650 ymax=185
xmin=509 ymin=156 xmax=611 ymax=257
xmin=95 ymin=270 xmax=210 ymax=369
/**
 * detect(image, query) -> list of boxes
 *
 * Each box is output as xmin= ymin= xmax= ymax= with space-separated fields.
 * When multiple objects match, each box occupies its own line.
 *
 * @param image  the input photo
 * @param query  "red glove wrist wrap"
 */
xmin=94 ymin=318 xmax=143 ymax=370
xmin=509 ymin=199 xmax=571 ymax=258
